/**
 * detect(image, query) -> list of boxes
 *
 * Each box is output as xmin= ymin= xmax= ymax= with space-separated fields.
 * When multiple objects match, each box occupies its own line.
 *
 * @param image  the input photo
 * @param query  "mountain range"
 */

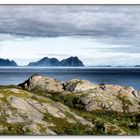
xmin=28 ymin=56 xmax=84 ymax=67
xmin=0 ymin=57 xmax=84 ymax=67
xmin=0 ymin=58 xmax=17 ymax=66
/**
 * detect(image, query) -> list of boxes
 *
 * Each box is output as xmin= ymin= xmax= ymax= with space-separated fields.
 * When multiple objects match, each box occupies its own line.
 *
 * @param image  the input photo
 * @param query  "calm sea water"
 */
xmin=0 ymin=67 xmax=140 ymax=90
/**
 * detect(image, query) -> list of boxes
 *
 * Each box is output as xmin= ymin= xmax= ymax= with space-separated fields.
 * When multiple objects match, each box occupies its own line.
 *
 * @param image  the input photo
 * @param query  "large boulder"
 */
xmin=79 ymin=85 xmax=140 ymax=113
xmin=18 ymin=74 xmax=64 ymax=93
xmin=18 ymin=74 xmax=140 ymax=113
xmin=9 ymin=96 xmax=43 ymax=123
xmin=63 ymin=79 xmax=98 ymax=92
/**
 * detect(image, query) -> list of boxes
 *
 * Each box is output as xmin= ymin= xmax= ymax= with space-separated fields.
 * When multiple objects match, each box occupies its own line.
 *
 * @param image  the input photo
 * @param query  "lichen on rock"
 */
xmin=0 ymin=74 xmax=140 ymax=135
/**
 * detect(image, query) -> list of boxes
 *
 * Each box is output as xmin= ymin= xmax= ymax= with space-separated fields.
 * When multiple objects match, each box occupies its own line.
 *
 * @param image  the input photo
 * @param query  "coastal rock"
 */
xmin=79 ymin=85 xmax=140 ymax=113
xmin=9 ymin=96 xmax=44 ymax=123
xmin=63 ymin=79 xmax=98 ymax=92
xmin=18 ymin=74 xmax=64 ymax=92
xmin=0 ymin=86 xmax=94 ymax=135
xmin=1 ymin=74 xmax=140 ymax=135
xmin=19 ymin=74 xmax=140 ymax=113
xmin=43 ymin=103 xmax=66 ymax=118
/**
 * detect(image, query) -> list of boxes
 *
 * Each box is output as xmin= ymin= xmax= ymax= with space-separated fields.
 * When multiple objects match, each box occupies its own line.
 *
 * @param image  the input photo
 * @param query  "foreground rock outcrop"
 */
xmin=19 ymin=74 xmax=140 ymax=113
xmin=0 ymin=87 xmax=94 ymax=135
xmin=0 ymin=74 xmax=140 ymax=135
xmin=18 ymin=74 xmax=64 ymax=92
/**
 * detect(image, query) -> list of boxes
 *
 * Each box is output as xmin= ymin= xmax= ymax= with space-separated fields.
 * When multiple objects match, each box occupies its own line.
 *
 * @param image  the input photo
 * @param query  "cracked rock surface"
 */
xmin=0 ymin=74 xmax=140 ymax=135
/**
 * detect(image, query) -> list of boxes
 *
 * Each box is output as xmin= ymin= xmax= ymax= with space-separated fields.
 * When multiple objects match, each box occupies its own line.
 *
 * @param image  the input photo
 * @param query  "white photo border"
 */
xmin=0 ymin=0 xmax=139 ymax=4
xmin=0 ymin=1 xmax=139 ymax=140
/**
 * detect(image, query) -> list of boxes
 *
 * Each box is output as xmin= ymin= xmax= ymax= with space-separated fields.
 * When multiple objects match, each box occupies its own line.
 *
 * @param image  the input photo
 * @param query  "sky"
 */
xmin=0 ymin=5 xmax=140 ymax=66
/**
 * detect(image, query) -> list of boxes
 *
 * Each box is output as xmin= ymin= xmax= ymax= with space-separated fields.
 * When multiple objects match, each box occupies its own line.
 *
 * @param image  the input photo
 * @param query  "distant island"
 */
xmin=91 ymin=65 xmax=111 ymax=67
xmin=0 ymin=58 xmax=17 ymax=66
xmin=1 ymin=57 xmax=140 ymax=67
xmin=0 ymin=57 xmax=84 ymax=67
xmin=134 ymin=65 xmax=140 ymax=67
xmin=28 ymin=56 xmax=84 ymax=67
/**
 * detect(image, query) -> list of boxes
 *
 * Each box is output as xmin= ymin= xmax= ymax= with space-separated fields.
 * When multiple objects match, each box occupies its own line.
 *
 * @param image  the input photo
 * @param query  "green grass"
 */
xmin=73 ymin=109 xmax=140 ymax=135
xmin=0 ymin=85 xmax=139 ymax=135
xmin=43 ymin=113 xmax=95 ymax=135
xmin=0 ymin=122 xmax=31 ymax=135
xmin=28 ymin=88 xmax=140 ymax=135
xmin=0 ymin=85 xmax=19 ymax=89
xmin=44 ymin=92 xmax=84 ymax=110
xmin=30 ymin=94 xmax=52 ymax=104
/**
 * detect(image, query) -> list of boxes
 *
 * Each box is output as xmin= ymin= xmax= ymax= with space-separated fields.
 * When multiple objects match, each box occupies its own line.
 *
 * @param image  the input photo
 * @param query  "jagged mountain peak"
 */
xmin=0 ymin=58 xmax=17 ymax=66
xmin=28 ymin=56 xmax=84 ymax=67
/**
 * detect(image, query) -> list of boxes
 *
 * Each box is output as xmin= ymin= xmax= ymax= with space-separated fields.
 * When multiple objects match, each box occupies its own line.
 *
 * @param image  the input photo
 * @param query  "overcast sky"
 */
xmin=0 ymin=5 xmax=140 ymax=66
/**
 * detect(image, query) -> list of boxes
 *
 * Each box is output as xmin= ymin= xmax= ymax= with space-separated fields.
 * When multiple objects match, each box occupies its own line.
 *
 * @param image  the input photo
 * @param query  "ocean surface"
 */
xmin=0 ymin=67 xmax=140 ymax=90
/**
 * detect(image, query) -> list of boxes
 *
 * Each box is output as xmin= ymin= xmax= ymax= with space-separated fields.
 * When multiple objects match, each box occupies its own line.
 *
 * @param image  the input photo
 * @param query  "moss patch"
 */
xmin=43 ymin=113 xmax=95 ymax=135
xmin=0 ymin=122 xmax=31 ymax=135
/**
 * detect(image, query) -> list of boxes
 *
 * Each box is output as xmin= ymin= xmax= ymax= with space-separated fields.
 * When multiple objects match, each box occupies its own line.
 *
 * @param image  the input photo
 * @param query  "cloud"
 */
xmin=0 ymin=5 xmax=138 ymax=39
xmin=1 ymin=5 xmax=140 ymax=65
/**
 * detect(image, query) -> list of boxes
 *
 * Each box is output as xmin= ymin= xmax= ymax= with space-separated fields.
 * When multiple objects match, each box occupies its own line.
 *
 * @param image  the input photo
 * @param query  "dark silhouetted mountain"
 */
xmin=59 ymin=57 xmax=84 ymax=66
xmin=28 ymin=56 xmax=84 ymax=67
xmin=134 ymin=65 xmax=140 ymax=67
xmin=0 ymin=58 xmax=17 ymax=66
xmin=28 ymin=57 xmax=59 ymax=66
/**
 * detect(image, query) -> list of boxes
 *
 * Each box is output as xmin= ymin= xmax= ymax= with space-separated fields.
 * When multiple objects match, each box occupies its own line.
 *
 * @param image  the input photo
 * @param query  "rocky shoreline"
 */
xmin=19 ymin=74 xmax=140 ymax=113
xmin=0 ymin=74 xmax=139 ymax=135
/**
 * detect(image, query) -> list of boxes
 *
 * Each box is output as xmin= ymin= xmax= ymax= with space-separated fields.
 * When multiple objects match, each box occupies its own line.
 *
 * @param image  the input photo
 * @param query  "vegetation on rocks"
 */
xmin=0 ymin=74 xmax=140 ymax=135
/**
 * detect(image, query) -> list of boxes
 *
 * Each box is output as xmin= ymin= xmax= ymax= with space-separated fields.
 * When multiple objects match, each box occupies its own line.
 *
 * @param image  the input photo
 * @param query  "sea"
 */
xmin=0 ymin=67 xmax=140 ymax=90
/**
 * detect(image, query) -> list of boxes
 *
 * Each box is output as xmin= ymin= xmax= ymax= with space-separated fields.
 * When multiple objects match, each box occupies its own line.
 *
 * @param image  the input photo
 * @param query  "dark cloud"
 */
xmin=0 ymin=5 xmax=138 ymax=38
xmin=0 ymin=5 xmax=140 ymax=52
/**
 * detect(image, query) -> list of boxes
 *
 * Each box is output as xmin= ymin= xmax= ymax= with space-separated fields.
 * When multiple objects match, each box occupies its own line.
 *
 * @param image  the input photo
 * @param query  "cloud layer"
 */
xmin=0 ymin=5 xmax=139 ymax=39
xmin=0 ymin=5 xmax=140 ymax=65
